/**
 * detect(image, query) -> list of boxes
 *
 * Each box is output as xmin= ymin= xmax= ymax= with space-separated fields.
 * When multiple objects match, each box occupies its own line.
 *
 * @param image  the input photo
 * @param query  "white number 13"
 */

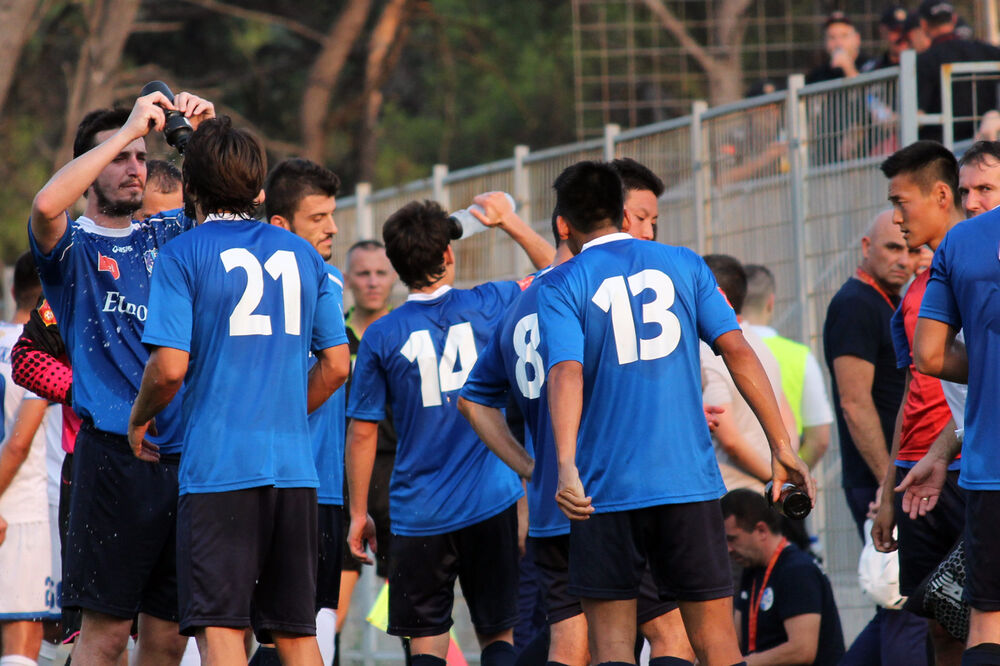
xmin=592 ymin=269 xmax=681 ymax=364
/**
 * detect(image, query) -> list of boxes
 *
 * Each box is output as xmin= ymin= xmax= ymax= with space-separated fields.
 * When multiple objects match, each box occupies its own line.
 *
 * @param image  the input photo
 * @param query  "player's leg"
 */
xmin=1 ymin=621 xmax=44 ymax=662
xmin=675 ymin=599 xmax=742 ymax=665
xmin=316 ymin=503 xmax=344 ymax=666
xmin=334 ymin=570 xmax=359 ymax=635
xmin=532 ymin=535 xmax=588 ymax=666
xmin=72 ymin=612 xmax=132 ymax=665
xmin=962 ymin=491 xmax=1000 ymax=664
xmin=196 ymin=627 xmax=250 ymax=666
xmin=579 ymin=599 xmax=639 ymax=664
xmin=133 ymin=615 xmax=188 ymax=666
xmin=638 ymin=604 xmax=694 ymax=665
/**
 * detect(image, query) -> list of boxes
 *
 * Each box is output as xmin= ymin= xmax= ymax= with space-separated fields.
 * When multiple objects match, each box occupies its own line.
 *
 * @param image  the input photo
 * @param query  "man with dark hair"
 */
xmin=538 ymin=160 xmax=811 ymax=665
xmin=138 ymin=160 xmax=182 ymax=220
xmin=129 ymin=118 xmax=349 ymax=666
xmin=265 ymin=158 xmax=341 ymax=262
xmin=743 ymin=264 xmax=833 ymax=468
xmin=806 ymin=12 xmax=867 ymax=83
xmin=870 ymin=140 xmax=967 ymax=665
xmin=610 ymin=157 xmax=664 ymax=241
xmin=722 ymin=489 xmax=844 ymax=665
xmin=958 ymin=141 xmax=1000 ymax=217
xmin=29 ymin=89 xmax=213 ymax=666
xmin=345 ymin=200 xmax=524 ymax=666
xmin=863 ymin=6 xmax=911 ymax=71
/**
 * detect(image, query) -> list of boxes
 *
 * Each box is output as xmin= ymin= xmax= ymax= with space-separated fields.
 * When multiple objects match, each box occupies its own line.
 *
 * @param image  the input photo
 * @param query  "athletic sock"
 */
xmin=316 ymin=608 xmax=337 ymax=666
xmin=649 ymin=658 xmax=694 ymax=666
xmin=410 ymin=655 xmax=447 ymax=666
xmin=481 ymin=641 xmax=517 ymax=666
xmin=963 ymin=643 xmax=1000 ymax=666
xmin=248 ymin=645 xmax=281 ymax=666
xmin=178 ymin=638 xmax=200 ymax=666
xmin=37 ymin=641 xmax=59 ymax=666
xmin=0 ymin=656 xmax=39 ymax=666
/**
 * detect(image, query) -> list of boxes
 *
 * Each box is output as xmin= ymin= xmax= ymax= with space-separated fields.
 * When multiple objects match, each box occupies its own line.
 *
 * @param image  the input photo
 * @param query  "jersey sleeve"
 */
xmin=693 ymin=254 xmax=740 ymax=345
xmin=28 ymin=213 xmax=74 ymax=304
xmin=824 ymin=290 xmax=883 ymax=364
xmin=311 ymin=265 xmax=349 ymax=352
xmin=890 ymin=304 xmax=911 ymax=370
xmin=11 ymin=305 xmax=73 ymax=404
xmin=460 ymin=327 xmax=510 ymax=408
xmin=800 ymin=352 xmax=834 ymax=427
xmin=345 ymin=331 xmax=388 ymax=422
xmin=919 ymin=238 xmax=961 ymax=329
xmin=146 ymin=208 xmax=197 ymax=239
xmin=142 ymin=250 xmax=195 ymax=352
xmin=537 ymin=273 xmax=584 ymax=368
xmin=771 ymin=561 xmax=824 ymax=621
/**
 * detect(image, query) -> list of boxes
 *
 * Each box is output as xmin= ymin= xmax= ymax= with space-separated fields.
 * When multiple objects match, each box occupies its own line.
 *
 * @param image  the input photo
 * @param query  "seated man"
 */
xmin=722 ymin=489 xmax=845 ymax=665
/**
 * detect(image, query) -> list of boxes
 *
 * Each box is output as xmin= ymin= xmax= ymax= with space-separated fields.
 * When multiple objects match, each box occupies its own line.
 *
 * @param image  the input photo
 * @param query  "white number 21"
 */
xmin=592 ymin=269 xmax=681 ymax=364
xmin=221 ymin=248 xmax=301 ymax=337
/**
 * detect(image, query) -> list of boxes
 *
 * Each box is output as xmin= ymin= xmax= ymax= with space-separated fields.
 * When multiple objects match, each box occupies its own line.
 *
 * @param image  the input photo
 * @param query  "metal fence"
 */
xmin=336 ymin=52 xmax=1000 ymax=661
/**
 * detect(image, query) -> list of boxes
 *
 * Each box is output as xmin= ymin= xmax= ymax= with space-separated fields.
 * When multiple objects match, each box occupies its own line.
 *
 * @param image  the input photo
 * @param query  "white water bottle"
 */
xmin=449 ymin=192 xmax=516 ymax=238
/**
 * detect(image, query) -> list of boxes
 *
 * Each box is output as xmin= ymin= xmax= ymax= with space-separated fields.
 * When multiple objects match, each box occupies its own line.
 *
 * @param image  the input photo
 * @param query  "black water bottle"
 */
xmin=140 ymin=81 xmax=193 ymax=153
xmin=764 ymin=481 xmax=811 ymax=519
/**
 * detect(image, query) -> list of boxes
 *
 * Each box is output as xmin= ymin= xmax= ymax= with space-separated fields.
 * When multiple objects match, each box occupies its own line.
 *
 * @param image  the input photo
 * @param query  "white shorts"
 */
xmin=0 ymin=519 xmax=58 ymax=619
xmin=49 ymin=503 xmax=63 ymax=616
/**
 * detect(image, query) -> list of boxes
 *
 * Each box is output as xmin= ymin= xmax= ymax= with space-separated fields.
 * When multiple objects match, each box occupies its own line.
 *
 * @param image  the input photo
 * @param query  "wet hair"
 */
xmin=881 ymin=140 xmax=960 ymax=207
xmin=721 ymin=489 xmax=781 ymax=534
xmin=610 ymin=158 xmax=665 ymax=197
xmin=12 ymin=251 xmax=41 ymax=311
xmin=146 ymin=160 xmax=181 ymax=194
xmin=73 ymin=108 xmax=130 ymax=158
xmin=264 ymin=158 xmax=341 ymax=222
xmin=382 ymin=201 xmax=461 ymax=289
xmin=704 ymin=254 xmax=747 ymax=314
xmin=959 ymin=141 xmax=1000 ymax=169
xmin=182 ymin=117 xmax=266 ymax=219
xmin=743 ymin=264 xmax=776 ymax=313
xmin=553 ymin=161 xmax=624 ymax=233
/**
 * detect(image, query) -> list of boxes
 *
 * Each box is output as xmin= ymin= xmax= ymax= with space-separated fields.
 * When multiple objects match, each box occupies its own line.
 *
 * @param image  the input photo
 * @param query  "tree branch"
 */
xmin=640 ymin=0 xmax=719 ymax=76
xmin=180 ymin=0 xmax=326 ymax=43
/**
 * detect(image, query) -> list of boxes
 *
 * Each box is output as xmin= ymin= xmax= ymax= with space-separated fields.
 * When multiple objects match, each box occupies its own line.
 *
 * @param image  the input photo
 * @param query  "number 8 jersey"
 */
xmin=347 ymin=282 xmax=524 ymax=536
xmin=537 ymin=233 xmax=739 ymax=511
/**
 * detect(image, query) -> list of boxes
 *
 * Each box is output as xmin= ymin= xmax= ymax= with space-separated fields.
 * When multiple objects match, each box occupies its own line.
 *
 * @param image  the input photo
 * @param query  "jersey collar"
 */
xmin=74 ymin=216 xmax=134 ymax=238
xmin=581 ymin=232 xmax=632 ymax=253
xmin=406 ymin=284 xmax=453 ymax=302
xmin=204 ymin=213 xmax=254 ymax=223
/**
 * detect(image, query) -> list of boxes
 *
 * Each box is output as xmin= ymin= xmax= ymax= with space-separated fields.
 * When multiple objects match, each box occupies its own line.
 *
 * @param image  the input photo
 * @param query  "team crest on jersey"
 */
xmin=760 ymin=587 xmax=774 ymax=611
xmin=39 ymin=300 xmax=56 ymax=326
xmin=97 ymin=253 xmax=120 ymax=280
xmin=144 ymin=249 xmax=158 ymax=275
xmin=517 ymin=274 xmax=535 ymax=291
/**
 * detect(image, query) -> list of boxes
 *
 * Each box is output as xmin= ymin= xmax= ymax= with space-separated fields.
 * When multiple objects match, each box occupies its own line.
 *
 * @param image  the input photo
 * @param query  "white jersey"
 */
xmin=0 ymin=322 xmax=48 ymax=524
xmin=44 ymin=404 xmax=64 ymax=507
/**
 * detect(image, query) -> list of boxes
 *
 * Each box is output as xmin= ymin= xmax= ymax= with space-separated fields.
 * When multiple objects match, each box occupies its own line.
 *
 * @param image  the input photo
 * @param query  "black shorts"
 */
xmin=387 ymin=503 xmax=519 ymax=638
xmin=531 ymin=534 xmax=677 ymax=625
xmin=177 ymin=486 xmax=318 ymax=642
xmin=894 ymin=466 xmax=966 ymax=595
xmin=569 ymin=500 xmax=732 ymax=602
xmin=342 ymin=452 xmax=393 ymax=577
xmin=963 ymin=490 xmax=1000 ymax=611
xmin=57 ymin=453 xmax=82 ymax=642
xmin=317 ymin=503 xmax=343 ymax=611
xmin=62 ymin=424 xmax=180 ymax=621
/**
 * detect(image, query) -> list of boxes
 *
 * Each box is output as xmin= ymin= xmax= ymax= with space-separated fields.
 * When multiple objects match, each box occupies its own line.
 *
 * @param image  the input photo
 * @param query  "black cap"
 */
xmin=918 ymin=0 xmax=955 ymax=21
xmin=824 ymin=10 xmax=854 ymax=29
xmin=880 ymin=5 xmax=909 ymax=30
xmin=902 ymin=11 xmax=921 ymax=33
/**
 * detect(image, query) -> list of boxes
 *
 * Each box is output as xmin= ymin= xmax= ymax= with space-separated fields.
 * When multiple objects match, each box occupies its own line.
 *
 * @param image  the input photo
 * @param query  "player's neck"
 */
xmin=349 ymin=306 xmax=389 ymax=337
xmin=84 ymin=201 xmax=133 ymax=230
xmin=758 ymin=533 xmax=786 ymax=565
xmin=929 ymin=208 xmax=966 ymax=252
xmin=11 ymin=308 xmax=30 ymax=325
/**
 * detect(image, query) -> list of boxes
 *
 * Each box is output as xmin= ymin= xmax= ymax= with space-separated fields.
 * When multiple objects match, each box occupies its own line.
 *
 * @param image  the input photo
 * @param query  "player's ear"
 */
xmin=269 ymin=215 xmax=291 ymax=231
xmin=621 ymin=207 xmax=633 ymax=233
xmin=443 ymin=244 xmax=455 ymax=266
xmin=556 ymin=215 xmax=571 ymax=241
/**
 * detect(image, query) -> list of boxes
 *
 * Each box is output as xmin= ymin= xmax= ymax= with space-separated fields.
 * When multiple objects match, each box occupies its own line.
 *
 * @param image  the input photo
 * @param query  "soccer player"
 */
xmin=536 ymin=161 xmax=811 ymax=665
xmin=264 ymin=156 xmax=346 ymax=666
xmin=345 ymin=200 xmax=523 ymax=666
xmin=137 ymin=160 xmax=182 ymax=220
xmin=958 ymin=141 xmax=1000 ymax=217
xmin=128 ymin=118 xmax=349 ymax=666
xmin=612 ymin=157 xmax=663 ymax=241
xmin=28 ymin=90 xmax=213 ymax=665
xmin=0 ymin=252 xmax=54 ymax=666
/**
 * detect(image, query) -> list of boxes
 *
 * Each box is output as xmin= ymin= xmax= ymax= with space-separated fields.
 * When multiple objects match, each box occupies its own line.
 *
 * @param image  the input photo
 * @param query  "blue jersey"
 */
xmin=347 ymin=283 xmax=524 ymax=536
xmin=312 ymin=265 xmax=347 ymax=505
xmin=29 ymin=212 xmax=193 ymax=452
xmin=537 ymin=233 xmax=738 ymax=511
xmin=461 ymin=267 xmax=566 ymax=537
xmin=919 ymin=207 xmax=1000 ymax=489
xmin=142 ymin=216 xmax=348 ymax=494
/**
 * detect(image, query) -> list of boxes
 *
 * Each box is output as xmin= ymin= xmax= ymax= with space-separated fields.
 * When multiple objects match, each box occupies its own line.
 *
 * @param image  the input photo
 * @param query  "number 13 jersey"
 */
xmin=537 ymin=233 xmax=738 ymax=511
xmin=347 ymin=282 xmax=524 ymax=536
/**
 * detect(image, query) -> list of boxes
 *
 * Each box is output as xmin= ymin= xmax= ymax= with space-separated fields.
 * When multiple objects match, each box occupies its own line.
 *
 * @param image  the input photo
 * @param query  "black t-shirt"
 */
xmin=917 ymin=33 xmax=1000 ymax=143
xmin=736 ymin=544 xmax=845 ymax=665
xmin=805 ymin=54 xmax=869 ymax=84
xmin=823 ymin=277 xmax=904 ymax=488
xmin=346 ymin=311 xmax=397 ymax=454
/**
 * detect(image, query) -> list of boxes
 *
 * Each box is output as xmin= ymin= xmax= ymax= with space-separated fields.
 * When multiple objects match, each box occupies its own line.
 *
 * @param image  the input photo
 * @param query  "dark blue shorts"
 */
xmin=894 ymin=466 xmax=965 ymax=595
xmin=62 ymin=423 xmax=180 ymax=621
xmin=963 ymin=489 xmax=1000 ymax=611
xmin=317 ymin=503 xmax=343 ymax=611
xmin=568 ymin=500 xmax=732 ymax=602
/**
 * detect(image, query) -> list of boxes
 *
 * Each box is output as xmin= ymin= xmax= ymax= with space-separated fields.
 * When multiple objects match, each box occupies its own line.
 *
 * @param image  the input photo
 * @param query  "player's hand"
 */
xmin=0 ymin=514 xmax=7 ymax=547
xmin=471 ymin=192 xmax=515 ymax=228
xmin=172 ymin=92 xmax=216 ymax=130
xmin=556 ymin=465 xmax=594 ymax=521
xmin=128 ymin=418 xmax=160 ymax=462
xmin=704 ymin=405 xmax=725 ymax=432
xmin=871 ymin=489 xmax=898 ymax=552
xmin=770 ymin=446 xmax=815 ymax=505
xmin=122 ymin=92 xmax=171 ymax=140
xmin=895 ymin=454 xmax=948 ymax=519
xmin=348 ymin=513 xmax=377 ymax=565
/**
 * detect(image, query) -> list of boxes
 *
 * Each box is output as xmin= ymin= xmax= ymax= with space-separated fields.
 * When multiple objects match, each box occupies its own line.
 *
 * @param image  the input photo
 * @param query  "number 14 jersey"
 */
xmin=347 ymin=282 xmax=524 ymax=536
xmin=537 ymin=233 xmax=738 ymax=512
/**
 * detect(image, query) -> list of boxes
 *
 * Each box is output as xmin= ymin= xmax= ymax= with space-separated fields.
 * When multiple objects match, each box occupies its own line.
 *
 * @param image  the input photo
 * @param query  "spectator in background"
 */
xmin=863 ymin=6 xmax=912 ymax=71
xmin=743 ymin=264 xmax=833 ymax=468
xmin=823 ymin=210 xmax=929 ymax=666
xmin=915 ymin=0 xmax=1000 ymax=143
xmin=136 ymin=159 xmax=182 ymax=220
xmin=959 ymin=141 xmax=1000 ymax=216
xmin=806 ymin=12 xmax=868 ymax=84
xmin=904 ymin=12 xmax=933 ymax=54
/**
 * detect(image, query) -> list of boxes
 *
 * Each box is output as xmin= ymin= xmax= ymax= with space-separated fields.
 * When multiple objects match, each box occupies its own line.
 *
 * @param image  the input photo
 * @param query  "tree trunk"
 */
xmin=0 ymin=0 xmax=45 ymax=118
xmin=55 ymin=0 xmax=140 ymax=168
xmin=300 ymin=0 xmax=373 ymax=164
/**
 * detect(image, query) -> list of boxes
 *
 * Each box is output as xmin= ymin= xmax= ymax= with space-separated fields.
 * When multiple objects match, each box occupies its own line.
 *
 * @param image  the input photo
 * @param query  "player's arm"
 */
xmin=548 ymin=360 xmax=594 ymax=520
xmin=457 ymin=396 xmax=534 ymax=479
xmin=0 ymin=397 xmax=47 ymax=546
xmin=872 ymin=371 xmax=909 ymax=552
xmin=777 ymin=390 xmax=800 ymax=452
xmin=744 ymin=613 xmax=822 ymax=665
xmin=830 ymin=354 xmax=891 ymax=484
xmin=711 ymin=402 xmax=773 ymax=483
xmin=128 ymin=346 xmax=189 ymax=462
xmin=714 ymin=329 xmax=814 ymax=502
xmin=798 ymin=424 xmax=830 ymax=468
xmin=913 ymin=318 xmax=968 ymax=383
xmin=471 ymin=192 xmax=555 ymax=270
xmin=895 ymin=418 xmax=961 ymax=520
xmin=345 ymin=418 xmax=379 ymax=564
xmin=307 ymin=343 xmax=349 ymax=413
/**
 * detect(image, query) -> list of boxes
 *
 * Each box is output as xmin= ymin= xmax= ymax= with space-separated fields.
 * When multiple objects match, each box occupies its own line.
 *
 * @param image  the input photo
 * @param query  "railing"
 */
xmin=336 ymin=50 xmax=1000 ymax=662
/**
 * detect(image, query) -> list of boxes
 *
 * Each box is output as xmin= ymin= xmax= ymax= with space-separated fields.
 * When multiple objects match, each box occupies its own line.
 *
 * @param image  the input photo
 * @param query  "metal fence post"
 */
xmin=513 ymin=144 xmax=533 ymax=277
xmin=786 ymin=73 xmax=811 ymax=345
xmin=355 ymin=182 xmax=373 ymax=240
xmin=899 ymin=50 xmax=919 ymax=147
xmin=432 ymin=164 xmax=450 ymax=211
xmin=690 ymin=101 xmax=708 ymax=254
xmin=941 ymin=63 xmax=955 ymax=150
xmin=603 ymin=124 xmax=620 ymax=161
